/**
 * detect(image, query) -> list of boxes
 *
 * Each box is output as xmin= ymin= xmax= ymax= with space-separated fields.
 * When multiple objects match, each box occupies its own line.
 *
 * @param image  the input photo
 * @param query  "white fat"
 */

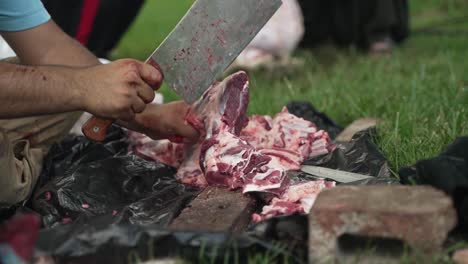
xmin=300 ymin=196 xmax=317 ymax=213
xmin=280 ymin=122 xmax=317 ymax=133
xmin=202 ymin=146 xmax=217 ymax=167
xmin=219 ymin=149 xmax=246 ymax=166
xmin=312 ymin=138 xmax=327 ymax=148
xmin=251 ymin=169 xmax=274 ymax=181
xmin=242 ymin=182 xmax=282 ymax=193
xmin=261 ymin=203 xmax=289 ymax=215
xmin=308 ymin=149 xmax=329 ymax=159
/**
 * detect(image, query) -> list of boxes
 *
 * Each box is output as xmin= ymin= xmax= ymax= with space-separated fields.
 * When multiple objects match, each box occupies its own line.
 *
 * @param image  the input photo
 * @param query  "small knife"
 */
xmin=301 ymin=165 xmax=374 ymax=183
xmin=82 ymin=0 xmax=283 ymax=142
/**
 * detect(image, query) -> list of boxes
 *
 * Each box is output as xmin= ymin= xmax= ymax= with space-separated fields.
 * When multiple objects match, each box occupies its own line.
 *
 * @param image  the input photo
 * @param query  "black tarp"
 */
xmin=399 ymin=137 xmax=468 ymax=236
xmin=36 ymin=215 xmax=308 ymax=264
xmin=287 ymin=130 xmax=398 ymax=190
xmin=30 ymin=126 xmax=200 ymax=229
xmin=0 ymin=102 xmax=396 ymax=263
xmin=305 ymin=130 xmax=393 ymax=179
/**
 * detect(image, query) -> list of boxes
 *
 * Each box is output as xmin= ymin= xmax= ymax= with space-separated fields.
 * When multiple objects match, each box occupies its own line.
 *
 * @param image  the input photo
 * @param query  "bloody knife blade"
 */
xmin=82 ymin=0 xmax=283 ymax=142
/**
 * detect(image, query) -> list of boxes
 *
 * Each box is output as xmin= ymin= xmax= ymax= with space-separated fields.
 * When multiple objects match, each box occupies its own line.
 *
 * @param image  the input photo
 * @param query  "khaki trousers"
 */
xmin=0 ymin=58 xmax=82 ymax=207
xmin=0 ymin=113 xmax=82 ymax=208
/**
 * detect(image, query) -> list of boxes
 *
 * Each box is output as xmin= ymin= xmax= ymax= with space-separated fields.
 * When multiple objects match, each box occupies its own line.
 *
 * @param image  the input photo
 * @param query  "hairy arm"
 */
xmin=0 ymin=63 xmax=85 ymax=118
xmin=0 ymin=20 xmax=159 ymax=121
xmin=0 ymin=20 xmax=197 ymax=140
xmin=0 ymin=20 xmax=101 ymax=118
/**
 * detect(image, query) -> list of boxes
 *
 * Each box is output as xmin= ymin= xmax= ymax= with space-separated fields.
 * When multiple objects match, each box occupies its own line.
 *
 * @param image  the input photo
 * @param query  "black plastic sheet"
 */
xmin=286 ymin=102 xmax=397 ymax=185
xmin=33 ymin=126 xmax=128 ymax=191
xmin=23 ymin=103 xmax=392 ymax=262
xmin=399 ymin=137 xmax=468 ymax=235
xmin=30 ymin=126 xmax=199 ymax=228
xmin=294 ymin=129 xmax=398 ymax=186
xmin=35 ymin=214 xmax=308 ymax=264
xmin=305 ymin=130 xmax=393 ymax=179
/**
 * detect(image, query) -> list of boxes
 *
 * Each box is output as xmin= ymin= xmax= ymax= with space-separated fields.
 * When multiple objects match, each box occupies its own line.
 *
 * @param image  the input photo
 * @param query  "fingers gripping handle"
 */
xmin=82 ymin=117 xmax=114 ymax=142
xmin=82 ymin=59 xmax=162 ymax=142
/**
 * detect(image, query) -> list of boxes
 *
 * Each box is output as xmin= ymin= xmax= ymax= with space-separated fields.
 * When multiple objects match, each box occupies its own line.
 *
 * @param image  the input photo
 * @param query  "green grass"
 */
xmin=113 ymin=2 xmax=468 ymax=262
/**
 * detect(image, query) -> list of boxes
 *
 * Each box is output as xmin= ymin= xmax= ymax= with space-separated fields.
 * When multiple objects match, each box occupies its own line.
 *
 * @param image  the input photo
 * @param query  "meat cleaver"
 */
xmin=82 ymin=0 xmax=283 ymax=142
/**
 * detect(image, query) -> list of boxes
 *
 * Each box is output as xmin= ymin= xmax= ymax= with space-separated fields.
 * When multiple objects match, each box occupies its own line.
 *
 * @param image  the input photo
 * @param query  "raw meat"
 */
xmin=128 ymin=71 xmax=335 ymax=221
xmin=252 ymin=180 xmax=336 ymax=223
xmin=176 ymin=71 xmax=250 ymax=188
xmin=185 ymin=72 xmax=249 ymax=137
xmin=201 ymin=130 xmax=290 ymax=194
xmin=129 ymin=132 xmax=183 ymax=168
xmin=175 ymin=144 xmax=206 ymax=187
xmin=241 ymin=108 xmax=335 ymax=161
xmin=238 ymin=115 xmax=273 ymax=146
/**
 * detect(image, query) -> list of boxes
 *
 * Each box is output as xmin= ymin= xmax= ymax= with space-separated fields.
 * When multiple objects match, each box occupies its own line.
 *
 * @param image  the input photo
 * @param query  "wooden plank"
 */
xmin=169 ymin=187 xmax=256 ymax=233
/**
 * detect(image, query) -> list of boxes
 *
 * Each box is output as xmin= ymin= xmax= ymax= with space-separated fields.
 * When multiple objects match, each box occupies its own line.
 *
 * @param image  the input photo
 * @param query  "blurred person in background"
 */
xmin=298 ymin=0 xmax=409 ymax=54
xmin=232 ymin=0 xmax=409 ymax=72
xmin=41 ymin=0 xmax=145 ymax=59
xmin=232 ymin=0 xmax=305 ymax=71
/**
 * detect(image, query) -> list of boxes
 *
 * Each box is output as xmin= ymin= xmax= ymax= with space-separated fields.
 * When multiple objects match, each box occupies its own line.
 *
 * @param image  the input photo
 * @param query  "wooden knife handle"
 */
xmin=82 ymin=59 xmax=162 ymax=142
xmin=82 ymin=116 xmax=114 ymax=142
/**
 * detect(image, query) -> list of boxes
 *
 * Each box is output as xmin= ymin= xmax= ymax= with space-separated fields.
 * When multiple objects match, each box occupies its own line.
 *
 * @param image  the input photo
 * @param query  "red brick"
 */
xmin=454 ymin=248 xmax=468 ymax=264
xmin=309 ymin=185 xmax=457 ymax=263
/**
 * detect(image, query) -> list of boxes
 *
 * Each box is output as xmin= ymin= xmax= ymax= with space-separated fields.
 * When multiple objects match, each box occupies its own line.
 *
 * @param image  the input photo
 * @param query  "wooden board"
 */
xmin=169 ymin=187 xmax=256 ymax=234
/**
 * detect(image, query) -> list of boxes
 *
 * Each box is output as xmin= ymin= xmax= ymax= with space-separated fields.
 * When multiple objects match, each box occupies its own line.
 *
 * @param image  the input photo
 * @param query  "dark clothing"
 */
xmin=400 ymin=137 xmax=468 ymax=236
xmin=298 ymin=0 xmax=409 ymax=49
xmin=41 ymin=0 xmax=145 ymax=58
xmin=87 ymin=0 xmax=145 ymax=58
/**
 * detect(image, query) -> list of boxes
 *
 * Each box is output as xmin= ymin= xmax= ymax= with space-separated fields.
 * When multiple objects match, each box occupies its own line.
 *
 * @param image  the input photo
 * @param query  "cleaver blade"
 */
xmin=147 ymin=0 xmax=283 ymax=103
xmin=82 ymin=0 xmax=282 ymax=142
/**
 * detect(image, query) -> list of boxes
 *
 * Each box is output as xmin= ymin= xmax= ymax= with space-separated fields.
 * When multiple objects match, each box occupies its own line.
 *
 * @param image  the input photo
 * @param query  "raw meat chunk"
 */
xmin=185 ymin=71 xmax=250 ymax=137
xmin=128 ymin=70 xmax=336 ymax=221
xmin=129 ymin=132 xmax=184 ymax=168
xmin=176 ymin=71 xmax=250 ymax=188
xmin=239 ymin=115 xmax=273 ymax=146
xmin=201 ymin=131 xmax=289 ymax=194
xmin=176 ymin=144 xmax=206 ymax=187
xmin=252 ymin=180 xmax=336 ymax=222
xmin=241 ymin=108 xmax=335 ymax=162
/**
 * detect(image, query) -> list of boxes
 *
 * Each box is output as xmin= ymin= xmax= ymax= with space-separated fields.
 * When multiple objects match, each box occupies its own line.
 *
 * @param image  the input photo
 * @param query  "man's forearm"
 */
xmin=0 ymin=20 xmax=99 ymax=118
xmin=0 ymin=63 xmax=83 ymax=118
xmin=2 ymin=20 xmax=100 ymax=67
xmin=0 ymin=20 xmax=165 ymax=122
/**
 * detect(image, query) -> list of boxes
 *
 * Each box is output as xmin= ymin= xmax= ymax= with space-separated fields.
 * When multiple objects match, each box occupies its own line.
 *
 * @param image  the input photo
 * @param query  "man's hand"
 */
xmin=118 ymin=101 xmax=199 ymax=142
xmin=0 ymin=20 xmax=166 ymax=120
xmin=76 ymin=59 xmax=163 ymax=121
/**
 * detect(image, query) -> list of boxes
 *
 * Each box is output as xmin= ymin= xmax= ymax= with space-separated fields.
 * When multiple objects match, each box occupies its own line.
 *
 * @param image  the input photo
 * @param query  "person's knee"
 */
xmin=0 ymin=134 xmax=43 ymax=208
xmin=0 ymin=180 xmax=33 ymax=207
